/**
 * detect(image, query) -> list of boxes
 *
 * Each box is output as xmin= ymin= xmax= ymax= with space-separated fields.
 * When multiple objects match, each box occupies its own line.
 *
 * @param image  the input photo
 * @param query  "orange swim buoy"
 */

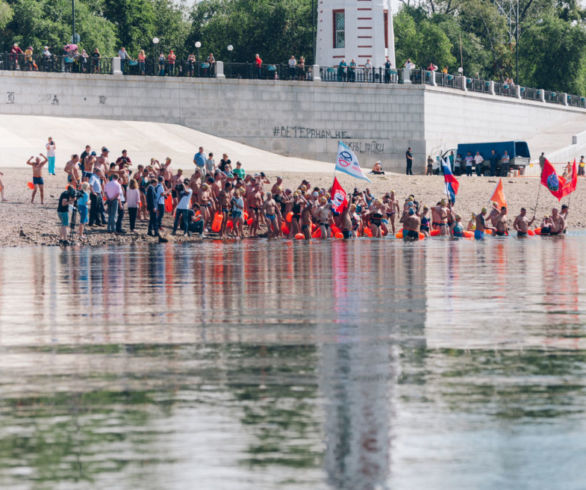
xmin=430 ymin=229 xmax=440 ymax=237
xmin=164 ymin=194 xmax=173 ymax=213
xmin=484 ymin=229 xmax=493 ymax=235
xmin=247 ymin=218 xmax=253 ymax=226
xmin=534 ymin=228 xmax=541 ymax=235
xmin=335 ymin=232 xmax=343 ymax=239
xmin=211 ymin=212 xmax=223 ymax=232
xmin=312 ymin=228 xmax=322 ymax=239
xmin=463 ymin=231 xmax=473 ymax=238
xmin=286 ymin=211 xmax=293 ymax=223
xmin=395 ymin=231 xmax=403 ymax=239
xmin=226 ymin=219 xmax=233 ymax=229
xmin=295 ymin=233 xmax=304 ymax=240
xmin=363 ymin=227 xmax=373 ymax=237
xmin=419 ymin=232 xmax=425 ymax=240
xmin=527 ymin=229 xmax=535 ymax=236
xmin=281 ymin=223 xmax=290 ymax=235
xmin=27 ymin=182 xmax=34 ymax=190
xmin=331 ymin=224 xmax=342 ymax=235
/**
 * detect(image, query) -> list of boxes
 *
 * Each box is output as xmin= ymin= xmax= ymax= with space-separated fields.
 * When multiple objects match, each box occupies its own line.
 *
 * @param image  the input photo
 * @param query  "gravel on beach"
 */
xmin=0 ymin=167 xmax=583 ymax=248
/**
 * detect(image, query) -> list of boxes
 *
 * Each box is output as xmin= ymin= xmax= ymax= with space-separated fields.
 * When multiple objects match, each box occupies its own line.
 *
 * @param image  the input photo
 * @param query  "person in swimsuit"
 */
xmin=431 ymin=200 xmax=450 ymax=235
xmin=403 ymin=208 xmax=420 ymax=241
xmin=218 ymin=182 xmax=233 ymax=238
xmin=474 ymin=208 xmax=490 ymax=240
xmin=300 ymin=196 xmax=313 ymax=240
xmin=318 ymin=197 xmax=332 ymax=239
xmin=262 ymin=192 xmax=281 ymax=238
xmin=64 ymin=154 xmax=80 ymax=187
xmin=231 ymin=189 xmax=245 ymax=238
xmin=451 ymin=215 xmax=464 ymax=238
xmin=27 ymin=154 xmax=48 ymax=204
xmin=494 ymin=207 xmax=508 ymax=236
xmin=513 ymin=208 xmax=535 ymax=238
xmin=368 ymin=200 xmax=385 ymax=238
xmin=420 ymin=206 xmax=431 ymax=237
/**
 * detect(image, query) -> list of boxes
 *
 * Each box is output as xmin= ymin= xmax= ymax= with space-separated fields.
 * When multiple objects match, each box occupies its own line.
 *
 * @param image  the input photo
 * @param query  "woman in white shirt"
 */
xmin=126 ymin=179 xmax=141 ymax=231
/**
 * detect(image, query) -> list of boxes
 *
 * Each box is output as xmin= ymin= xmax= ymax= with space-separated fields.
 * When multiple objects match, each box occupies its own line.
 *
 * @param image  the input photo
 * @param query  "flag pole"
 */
xmin=532 ymin=176 xmax=542 ymax=221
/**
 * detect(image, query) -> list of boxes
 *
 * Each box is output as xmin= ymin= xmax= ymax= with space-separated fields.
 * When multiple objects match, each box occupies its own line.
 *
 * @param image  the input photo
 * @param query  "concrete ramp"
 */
xmin=525 ymin=114 xmax=586 ymax=164
xmin=0 ymin=115 xmax=335 ymax=173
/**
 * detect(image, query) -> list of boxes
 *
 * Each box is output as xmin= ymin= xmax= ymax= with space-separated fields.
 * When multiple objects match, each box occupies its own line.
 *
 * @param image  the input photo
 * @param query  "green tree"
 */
xmin=0 ymin=0 xmax=13 ymax=30
xmin=519 ymin=16 xmax=586 ymax=94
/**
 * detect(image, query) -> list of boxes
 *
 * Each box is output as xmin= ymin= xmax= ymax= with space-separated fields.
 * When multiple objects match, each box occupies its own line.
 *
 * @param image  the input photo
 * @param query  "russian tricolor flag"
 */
xmin=442 ymin=159 xmax=459 ymax=204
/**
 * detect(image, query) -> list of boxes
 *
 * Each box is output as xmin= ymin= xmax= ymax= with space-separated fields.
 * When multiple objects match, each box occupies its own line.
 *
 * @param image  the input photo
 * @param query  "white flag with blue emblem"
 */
xmin=335 ymin=141 xmax=371 ymax=182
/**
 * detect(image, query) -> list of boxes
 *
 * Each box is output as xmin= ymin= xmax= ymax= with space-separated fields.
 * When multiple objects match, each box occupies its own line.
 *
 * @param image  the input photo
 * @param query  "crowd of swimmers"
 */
xmin=15 ymin=142 xmax=571 ymax=244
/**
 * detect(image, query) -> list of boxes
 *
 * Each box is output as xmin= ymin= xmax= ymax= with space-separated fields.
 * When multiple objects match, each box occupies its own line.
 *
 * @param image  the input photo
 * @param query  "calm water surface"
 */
xmin=0 ymin=238 xmax=585 ymax=489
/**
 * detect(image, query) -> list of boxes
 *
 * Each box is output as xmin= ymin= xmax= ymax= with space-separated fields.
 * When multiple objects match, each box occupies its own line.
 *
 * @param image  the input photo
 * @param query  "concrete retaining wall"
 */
xmin=0 ymin=71 xmax=584 ymax=173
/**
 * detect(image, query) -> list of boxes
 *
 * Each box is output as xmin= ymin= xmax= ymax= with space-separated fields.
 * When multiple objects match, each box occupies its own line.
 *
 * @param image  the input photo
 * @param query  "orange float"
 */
xmin=211 ymin=212 xmax=223 ymax=232
xmin=295 ymin=233 xmax=305 ymax=240
xmin=27 ymin=182 xmax=34 ymax=190
xmin=331 ymin=224 xmax=342 ymax=235
xmin=363 ymin=227 xmax=373 ymax=237
xmin=335 ymin=232 xmax=343 ymax=239
xmin=395 ymin=231 xmax=403 ymax=239
xmin=527 ymin=229 xmax=535 ymax=236
xmin=463 ymin=231 xmax=473 ymax=238
xmin=164 ymin=194 xmax=173 ymax=213
xmin=312 ymin=228 xmax=322 ymax=238
xmin=281 ymin=223 xmax=290 ymax=235
xmin=430 ymin=229 xmax=440 ymax=237
xmin=286 ymin=211 xmax=293 ymax=223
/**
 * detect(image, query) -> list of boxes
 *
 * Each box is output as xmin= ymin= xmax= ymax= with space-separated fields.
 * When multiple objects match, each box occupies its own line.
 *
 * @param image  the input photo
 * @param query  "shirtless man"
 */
xmin=96 ymin=147 xmax=110 ymax=176
xmin=341 ymin=203 xmax=355 ymax=238
xmin=197 ymin=183 xmax=213 ymax=230
xmin=262 ymin=192 xmax=280 ymax=238
xmin=161 ymin=158 xmax=173 ymax=187
xmin=431 ymin=199 xmax=449 ymax=235
xmin=513 ymin=208 xmax=535 ymax=238
xmin=300 ymin=195 xmax=313 ymax=240
xmin=0 ymin=170 xmax=7 ymax=201
xmin=247 ymin=182 xmax=263 ymax=237
xmin=487 ymin=203 xmax=500 ymax=228
xmin=27 ymin=154 xmax=48 ymax=204
xmin=474 ymin=207 xmax=492 ymax=240
xmin=560 ymin=204 xmax=569 ymax=233
xmin=494 ymin=207 xmax=508 ymax=236
xmin=317 ymin=197 xmax=332 ymax=239
xmin=403 ymin=208 xmax=421 ymax=241
xmin=385 ymin=191 xmax=400 ymax=233
xmin=64 ymin=154 xmax=81 ymax=187
xmin=218 ymin=182 xmax=233 ymax=238
xmin=550 ymin=208 xmax=565 ymax=236
xmin=83 ymin=152 xmax=96 ymax=180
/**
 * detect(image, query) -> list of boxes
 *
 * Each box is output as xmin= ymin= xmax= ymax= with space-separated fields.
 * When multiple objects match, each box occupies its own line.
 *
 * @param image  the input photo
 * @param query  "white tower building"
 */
xmin=316 ymin=0 xmax=396 ymax=69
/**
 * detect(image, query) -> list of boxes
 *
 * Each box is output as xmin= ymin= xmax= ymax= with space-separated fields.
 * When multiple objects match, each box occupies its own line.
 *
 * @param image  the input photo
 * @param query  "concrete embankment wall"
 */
xmin=0 ymin=71 xmax=584 ymax=173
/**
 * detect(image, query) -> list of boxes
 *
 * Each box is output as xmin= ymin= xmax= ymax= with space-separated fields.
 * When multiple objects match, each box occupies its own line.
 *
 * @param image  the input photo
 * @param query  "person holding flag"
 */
xmin=442 ymin=158 xmax=459 ymax=204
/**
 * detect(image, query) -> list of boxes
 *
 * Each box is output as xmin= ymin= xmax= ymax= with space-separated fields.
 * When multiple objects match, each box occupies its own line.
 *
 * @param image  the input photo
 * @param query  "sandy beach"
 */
xmin=0 ymin=167 xmax=582 ymax=247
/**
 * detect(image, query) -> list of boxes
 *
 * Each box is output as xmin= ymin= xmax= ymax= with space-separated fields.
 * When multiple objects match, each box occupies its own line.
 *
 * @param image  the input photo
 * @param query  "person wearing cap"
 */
xmin=474 ymin=208 xmax=491 ymax=240
xmin=10 ymin=43 xmax=23 ymax=70
xmin=402 ymin=208 xmax=420 ymax=241
xmin=116 ymin=150 xmax=132 ymax=168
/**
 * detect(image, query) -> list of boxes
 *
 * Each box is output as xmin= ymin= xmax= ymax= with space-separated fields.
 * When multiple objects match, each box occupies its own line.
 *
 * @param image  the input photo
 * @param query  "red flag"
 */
xmin=541 ymin=159 xmax=577 ymax=201
xmin=330 ymin=177 xmax=348 ymax=213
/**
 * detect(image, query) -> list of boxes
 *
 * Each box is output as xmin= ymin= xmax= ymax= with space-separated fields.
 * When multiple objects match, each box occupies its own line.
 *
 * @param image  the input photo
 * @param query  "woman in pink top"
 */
xmin=137 ymin=49 xmax=146 ymax=75
xmin=126 ymin=179 xmax=140 ymax=231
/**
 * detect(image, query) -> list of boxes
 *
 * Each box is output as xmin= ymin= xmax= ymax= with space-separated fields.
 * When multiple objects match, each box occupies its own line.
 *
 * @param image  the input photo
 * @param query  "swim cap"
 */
xmin=408 ymin=208 xmax=415 ymax=215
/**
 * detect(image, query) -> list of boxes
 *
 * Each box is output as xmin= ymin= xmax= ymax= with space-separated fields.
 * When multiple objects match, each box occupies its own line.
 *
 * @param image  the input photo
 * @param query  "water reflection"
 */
xmin=0 ymin=238 xmax=585 ymax=489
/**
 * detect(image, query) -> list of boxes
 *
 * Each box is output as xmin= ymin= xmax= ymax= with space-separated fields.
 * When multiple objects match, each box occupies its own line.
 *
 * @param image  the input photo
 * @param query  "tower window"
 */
xmin=333 ymin=10 xmax=345 ymax=48
xmin=384 ymin=10 xmax=389 ymax=49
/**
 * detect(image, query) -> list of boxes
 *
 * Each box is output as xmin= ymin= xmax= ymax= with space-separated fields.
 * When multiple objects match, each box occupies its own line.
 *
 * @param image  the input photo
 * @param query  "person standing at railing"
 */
xmin=187 ymin=53 xmax=196 ymax=77
xmin=348 ymin=59 xmax=357 ymax=82
xmin=207 ymin=53 xmax=215 ymax=77
xmin=80 ymin=49 xmax=89 ymax=73
xmin=384 ymin=57 xmax=392 ymax=83
xmin=24 ymin=46 xmax=34 ymax=71
xmin=427 ymin=62 xmax=438 ymax=72
xmin=41 ymin=46 xmax=52 ymax=71
xmin=337 ymin=59 xmax=347 ymax=82
xmin=579 ymin=156 xmax=585 ymax=176
xmin=118 ymin=47 xmax=128 ymax=74
xmin=10 ymin=43 xmax=23 ymax=70
xmin=404 ymin=58 xmax=415 ymax=70
xmin=298 ymin=56 xmax=306 ymax=80
xmin=137 ymin=49 xmax=146 ymax=75
xmin=167 ymin=50 xmax=176 ymax=76
xmin=364 ymin=59 xmax=372 ymax=82
xmin=254 ymin=53 xmax=263 ymax=79
xmin=288 ymin=56 xmax=297 ymax=79
xmin=92 ymin=48 xmax=101 ymax=73
xmin=158 ymin=53 xmax=165 ymax=76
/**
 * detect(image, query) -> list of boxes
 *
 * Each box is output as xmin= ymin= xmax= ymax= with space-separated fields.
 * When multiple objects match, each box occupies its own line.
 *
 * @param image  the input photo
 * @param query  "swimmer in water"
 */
xmin=513 ymin=208 xmax=535 ymax=238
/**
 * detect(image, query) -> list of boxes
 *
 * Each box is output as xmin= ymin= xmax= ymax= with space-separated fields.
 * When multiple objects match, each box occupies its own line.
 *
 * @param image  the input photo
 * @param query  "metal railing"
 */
xmin=0 ymin=52 xmax=584 ymax=109
xmin=0 ymin=52 xmax=112 ymax=74
xmin=122 ymin=58 xmax=216 ymax=77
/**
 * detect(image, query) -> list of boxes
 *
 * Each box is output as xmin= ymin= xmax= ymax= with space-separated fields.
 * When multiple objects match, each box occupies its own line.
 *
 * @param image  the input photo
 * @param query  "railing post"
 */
xmin=562 ymin=93 xmax=569 ymax=106
xmin=457 ymin=75 xmax=467 ymax=92
xmin=515 ymin=85 xmax=521 ymax=99
xmin=538 ymin=89 xmax=545 ymax=103
xmin=112 ymin=57 xmax=122 ymax=75
xmin=430 ymin=70 xmax=437 ymax=86
xmin=312 ymin=64 xmax=321 ymax=81
xmin=401 ymin=67 xmax=411 ymax=84
xmin=215 ymin=60 xmax=225 ymax=79
xmin=488 ymin=81 xmax=495 ymax=95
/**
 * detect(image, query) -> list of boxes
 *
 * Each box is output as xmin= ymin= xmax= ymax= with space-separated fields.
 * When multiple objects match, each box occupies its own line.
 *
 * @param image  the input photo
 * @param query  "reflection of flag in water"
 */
xmin=541 ymin=158 xmax=577 ymax=201
xmin=330 ymin=177 xmax=348 ymax=213
xmin=335 ymin=141 xmax=371 ymax=182
xmin=442 ymin=159 xmax=459 ymax=204
xmin=490 ymin=179 xmax=507 ymax=209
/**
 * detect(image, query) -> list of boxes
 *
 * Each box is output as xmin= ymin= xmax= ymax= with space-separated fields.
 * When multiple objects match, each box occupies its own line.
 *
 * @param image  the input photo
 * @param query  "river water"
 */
xmin=0 ymin=238 xmax=585 ymax=490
